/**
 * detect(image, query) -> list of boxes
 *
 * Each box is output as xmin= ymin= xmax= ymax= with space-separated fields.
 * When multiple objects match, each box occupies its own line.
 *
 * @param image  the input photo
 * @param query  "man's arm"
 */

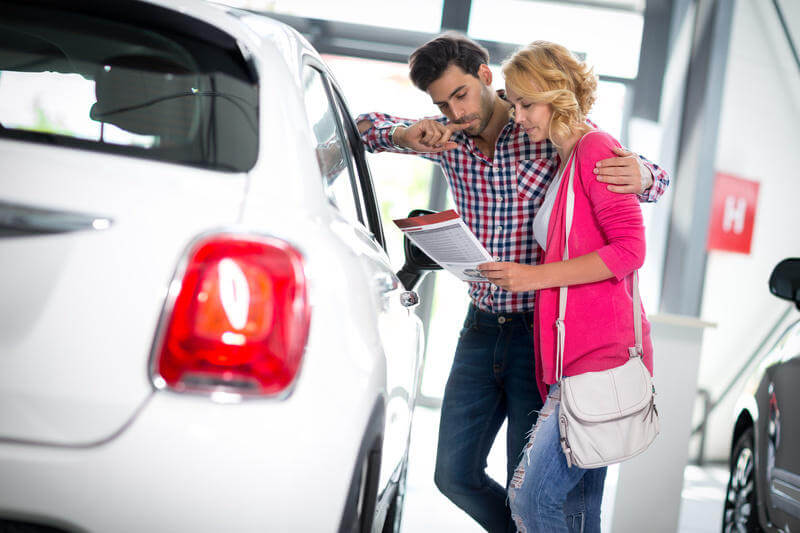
xmin=356 ymin=112 xmax=418 ymax=154
xmin=356 ymin=112 xmax=468 ymax=161
xmin=593 ymin=147 xmax=670 ymax=203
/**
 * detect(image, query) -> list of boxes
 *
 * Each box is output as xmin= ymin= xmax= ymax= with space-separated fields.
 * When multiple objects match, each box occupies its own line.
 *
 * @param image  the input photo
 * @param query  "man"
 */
xmin=357 ymin=34 xmax=669 ymax=532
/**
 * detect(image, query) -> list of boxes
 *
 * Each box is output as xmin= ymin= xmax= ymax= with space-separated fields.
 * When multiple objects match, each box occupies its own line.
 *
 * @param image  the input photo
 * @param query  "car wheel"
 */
xmin=381 ymin=460 xmax=408 ymax=533
xmin=723 ymin=427 xmax=763 ymax=532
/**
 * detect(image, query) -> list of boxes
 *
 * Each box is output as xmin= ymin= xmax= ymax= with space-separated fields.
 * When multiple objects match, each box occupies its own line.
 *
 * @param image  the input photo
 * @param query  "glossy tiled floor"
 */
xmin=401 ymin=405 xmax=727 ymax=532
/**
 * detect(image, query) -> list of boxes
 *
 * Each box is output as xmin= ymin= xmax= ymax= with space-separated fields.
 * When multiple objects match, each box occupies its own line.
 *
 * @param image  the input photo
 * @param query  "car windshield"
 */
xmin=0 ymin=2 xmax=259 ymax=172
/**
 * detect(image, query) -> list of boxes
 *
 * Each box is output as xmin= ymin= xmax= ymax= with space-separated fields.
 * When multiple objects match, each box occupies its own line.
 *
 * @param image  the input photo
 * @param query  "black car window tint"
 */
xmin=0 ymin=4 xmax=258 ymax=172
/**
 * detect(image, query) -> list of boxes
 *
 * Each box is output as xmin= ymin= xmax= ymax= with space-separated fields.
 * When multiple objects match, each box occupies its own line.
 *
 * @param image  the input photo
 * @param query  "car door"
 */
xmin=765 ymin=321 xmax=800 ymax=529
xmin=301 ymin=63 xmax=424 ymax=491
xmin=327 ymin=75 xmax=425 ymax=492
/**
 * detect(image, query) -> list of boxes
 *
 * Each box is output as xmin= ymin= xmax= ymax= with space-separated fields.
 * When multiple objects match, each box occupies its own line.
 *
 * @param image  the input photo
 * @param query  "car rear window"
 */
xmin=0 ymin=1 xmax=259 ymax=172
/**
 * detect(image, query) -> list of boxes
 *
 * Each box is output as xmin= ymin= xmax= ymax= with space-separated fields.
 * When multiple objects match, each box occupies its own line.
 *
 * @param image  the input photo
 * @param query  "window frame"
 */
xmin=327 ymin=82 xmax=387 ymax=250
xmin=301 ymin=58 xmax=387 ymax=250
xmin=300 ymin=62 xmax=365 ymax=225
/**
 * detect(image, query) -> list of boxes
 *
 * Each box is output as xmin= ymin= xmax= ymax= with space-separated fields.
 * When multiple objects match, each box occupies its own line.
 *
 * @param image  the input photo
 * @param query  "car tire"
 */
xmin=381 ymin=460 xmax=408 ymax=533
xmin=723 ymin=427 xmax=763 ymax=532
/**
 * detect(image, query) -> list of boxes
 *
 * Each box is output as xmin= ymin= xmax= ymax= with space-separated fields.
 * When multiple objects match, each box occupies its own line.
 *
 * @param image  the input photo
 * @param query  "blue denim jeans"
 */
xmin=433 ymin=305 xmax=542 ymax=532
xmin=508 ymin=384 xmax=608 ymax=533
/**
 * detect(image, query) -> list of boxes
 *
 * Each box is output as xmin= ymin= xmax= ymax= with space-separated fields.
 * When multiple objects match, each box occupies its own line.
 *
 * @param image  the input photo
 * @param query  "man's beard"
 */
xmin=458 ymin=94 xmax=494 ymax=137
xmin=454 ymin=114 xmax=482 ymax=135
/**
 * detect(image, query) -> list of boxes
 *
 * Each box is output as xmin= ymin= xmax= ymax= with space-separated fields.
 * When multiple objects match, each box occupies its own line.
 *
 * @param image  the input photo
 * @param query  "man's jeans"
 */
xmin=507 ymin=384 xmax=608 ymax=533
xmin=433 ymin=305 xmax=542 ymax=532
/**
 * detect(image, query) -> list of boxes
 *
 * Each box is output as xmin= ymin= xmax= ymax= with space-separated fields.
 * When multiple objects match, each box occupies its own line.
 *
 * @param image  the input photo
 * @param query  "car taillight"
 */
xmin=154 ymin=234 xmax=310 ymax=396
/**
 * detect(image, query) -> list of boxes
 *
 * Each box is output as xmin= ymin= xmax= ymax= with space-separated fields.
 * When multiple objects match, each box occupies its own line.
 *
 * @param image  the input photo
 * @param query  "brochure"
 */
xmin=393 ymin=210 xmax=494 ymax=282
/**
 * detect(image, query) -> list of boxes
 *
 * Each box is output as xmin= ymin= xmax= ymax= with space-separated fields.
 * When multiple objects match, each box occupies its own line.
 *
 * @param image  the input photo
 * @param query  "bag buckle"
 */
xmin=628 ymin=345 xmax=643 ymax=358
xmin=559 ymin=414 xmax=574 ymax=468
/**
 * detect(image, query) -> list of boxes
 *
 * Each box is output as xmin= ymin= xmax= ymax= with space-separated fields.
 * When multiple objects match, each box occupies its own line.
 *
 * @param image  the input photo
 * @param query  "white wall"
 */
xmin=696 ymin=0 xmax=800 ymax=462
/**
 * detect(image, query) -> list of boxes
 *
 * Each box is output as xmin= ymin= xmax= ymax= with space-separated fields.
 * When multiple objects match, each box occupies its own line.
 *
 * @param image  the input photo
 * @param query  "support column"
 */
xmin=660 ymin=0 xmax=736 ymax=316
xmin=441 ymin=0 xmax=472 ymax=32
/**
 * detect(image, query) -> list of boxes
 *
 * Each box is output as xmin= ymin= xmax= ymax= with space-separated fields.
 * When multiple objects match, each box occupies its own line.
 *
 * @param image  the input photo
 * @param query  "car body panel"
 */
xmin=761 ymin=326 xmax=800 ymax=528
xmin=0 ymin=142 xmax=246 ymax=444
xmin=0 ymin=388 xmax=378 ymax=532
xmin=731 ymin=319 xmax=800 ymax=531
xmin=0 ymin=1 xmax=423 ymax=531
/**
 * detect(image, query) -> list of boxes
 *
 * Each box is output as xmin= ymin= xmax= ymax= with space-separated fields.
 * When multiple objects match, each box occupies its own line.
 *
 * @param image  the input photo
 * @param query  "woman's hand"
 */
xmin=477 ymin=262 xmax=541 ymax=292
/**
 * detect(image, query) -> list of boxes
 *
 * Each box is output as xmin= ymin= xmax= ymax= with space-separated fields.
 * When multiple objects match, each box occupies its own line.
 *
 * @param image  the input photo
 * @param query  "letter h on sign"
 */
xmin=707 ymin=173 xmax=760 ymax=254
xmin=722 ymin=196 xmax=746 ymax=234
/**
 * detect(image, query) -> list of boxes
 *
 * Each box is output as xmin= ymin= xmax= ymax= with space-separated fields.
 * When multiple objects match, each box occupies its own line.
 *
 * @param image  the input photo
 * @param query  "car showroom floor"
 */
xmin=401 ymin=405 xmax=728 ymax=532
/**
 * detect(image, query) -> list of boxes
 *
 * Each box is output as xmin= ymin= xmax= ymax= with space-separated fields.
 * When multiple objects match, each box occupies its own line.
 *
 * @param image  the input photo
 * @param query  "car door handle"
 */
xmin=400 ymin=291 xmax=420 ymax=308
xmin=0 ymin=200 xmax=113 ymax=236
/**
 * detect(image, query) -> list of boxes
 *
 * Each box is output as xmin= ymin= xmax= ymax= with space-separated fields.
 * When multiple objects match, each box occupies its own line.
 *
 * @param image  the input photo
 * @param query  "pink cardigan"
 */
xmin=534 ymin=130 xmax=653 ymax=401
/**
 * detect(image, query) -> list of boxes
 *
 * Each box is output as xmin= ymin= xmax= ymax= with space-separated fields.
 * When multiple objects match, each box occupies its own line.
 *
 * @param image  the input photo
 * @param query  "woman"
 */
xmin=477 ymin=41 xmax=654 ymax=532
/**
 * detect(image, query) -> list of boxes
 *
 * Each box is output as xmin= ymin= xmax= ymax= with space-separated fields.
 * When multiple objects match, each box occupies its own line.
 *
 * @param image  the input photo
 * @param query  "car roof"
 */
xmin=132 ymin=0 xmax=326 ymax=84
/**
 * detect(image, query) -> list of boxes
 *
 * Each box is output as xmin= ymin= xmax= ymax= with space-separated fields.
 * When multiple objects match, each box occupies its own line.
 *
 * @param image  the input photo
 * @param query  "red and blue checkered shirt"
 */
xmin=357 ymin=111 xmax=670 ymax=314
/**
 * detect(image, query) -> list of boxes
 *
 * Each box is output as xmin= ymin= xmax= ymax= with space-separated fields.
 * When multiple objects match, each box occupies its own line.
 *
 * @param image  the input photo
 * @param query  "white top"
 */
xmin=532 ymin=163 xmax=567 ymax=251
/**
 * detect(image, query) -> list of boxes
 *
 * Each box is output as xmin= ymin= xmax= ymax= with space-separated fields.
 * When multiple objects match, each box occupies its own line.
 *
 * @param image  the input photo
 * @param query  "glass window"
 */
xmin=0 ymin=4 xmax=258 ymax=172
xmin=778 ymin=321 xmax=800 ymax=364
xmin=592 ymin=80 xmax=627 ymax=142
xmin=221 ymin=0 xmax=445 ymax=33
xmin=469 ymin=0 xmax=644 ymax=79
xmin=301 ymin=66 xmax=363 ymax=225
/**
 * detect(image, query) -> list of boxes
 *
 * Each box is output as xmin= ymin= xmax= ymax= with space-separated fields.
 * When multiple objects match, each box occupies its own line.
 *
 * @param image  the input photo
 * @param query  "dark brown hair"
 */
xmin=409 ymin=33 xmax=490 ymax=91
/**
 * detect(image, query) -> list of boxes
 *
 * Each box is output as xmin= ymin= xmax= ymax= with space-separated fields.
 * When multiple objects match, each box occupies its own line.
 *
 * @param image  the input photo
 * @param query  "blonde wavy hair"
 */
xmin=502 ymin=41 xmax=597 ymax=145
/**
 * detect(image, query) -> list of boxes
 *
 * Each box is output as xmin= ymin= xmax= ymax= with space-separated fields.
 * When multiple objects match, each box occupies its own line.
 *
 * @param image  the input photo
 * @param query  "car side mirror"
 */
xmin=769 ymin=258 xmax=800 ymax=309
xmin=396 ymin=208 xmax=442 ymax=291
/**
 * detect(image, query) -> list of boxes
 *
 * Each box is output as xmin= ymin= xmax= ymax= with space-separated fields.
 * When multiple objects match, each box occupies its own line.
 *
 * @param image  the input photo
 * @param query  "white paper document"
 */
xmin=393 ymin=210 xmax=494 ymax=282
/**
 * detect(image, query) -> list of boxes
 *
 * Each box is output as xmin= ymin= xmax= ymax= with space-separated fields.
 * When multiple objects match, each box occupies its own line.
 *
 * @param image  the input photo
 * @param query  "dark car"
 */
xmin=723 ymin=259 xmax=800 ymax=532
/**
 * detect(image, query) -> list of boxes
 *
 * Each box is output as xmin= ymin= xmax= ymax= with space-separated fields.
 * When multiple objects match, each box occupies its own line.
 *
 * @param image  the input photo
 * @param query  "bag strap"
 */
xmin=630 ymin=270 xmax=643 ymax=358
xmin=556 ymin=136 xmax=643 ymax=383
xmin=555 ymin=149 xmax=576 ymax=383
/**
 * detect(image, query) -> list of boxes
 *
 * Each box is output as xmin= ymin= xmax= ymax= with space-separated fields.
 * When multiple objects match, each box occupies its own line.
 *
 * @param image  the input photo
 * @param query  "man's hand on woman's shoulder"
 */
xmin=594 ymin=146 xmax=653 ymax=195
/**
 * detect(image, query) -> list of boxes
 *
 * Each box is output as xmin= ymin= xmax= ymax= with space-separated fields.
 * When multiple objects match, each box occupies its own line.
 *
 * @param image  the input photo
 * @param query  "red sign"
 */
xmin=707 ymin=173 xmax=760 ymax=254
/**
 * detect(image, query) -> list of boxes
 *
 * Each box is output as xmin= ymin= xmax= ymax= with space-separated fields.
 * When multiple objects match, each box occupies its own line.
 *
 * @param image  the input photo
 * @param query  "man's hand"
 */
xmin=477 ymin=262 xmax=539 ymax=293
xmin=594 ymin=147 xmax=653 ymax=194
xmin=357 ymin=119 xmax=373 ymax=135
xmin=394 ymin=119 xmax=470 ymax=153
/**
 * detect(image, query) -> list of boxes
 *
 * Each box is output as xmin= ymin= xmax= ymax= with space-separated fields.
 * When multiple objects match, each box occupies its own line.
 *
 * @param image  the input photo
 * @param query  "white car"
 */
xmin=0 ymin=1 xmax=425 ymax=531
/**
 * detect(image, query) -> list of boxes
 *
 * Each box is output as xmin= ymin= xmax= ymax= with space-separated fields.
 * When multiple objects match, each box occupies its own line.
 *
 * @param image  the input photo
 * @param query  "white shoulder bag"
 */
xmin=555 ymin=143 xmax=660 ymax=469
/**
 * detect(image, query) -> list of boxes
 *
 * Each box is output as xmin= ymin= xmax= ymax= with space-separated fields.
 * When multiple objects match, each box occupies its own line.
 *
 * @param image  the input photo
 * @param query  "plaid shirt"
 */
xmin=357 ymin=110 xmax=670 ymax=313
